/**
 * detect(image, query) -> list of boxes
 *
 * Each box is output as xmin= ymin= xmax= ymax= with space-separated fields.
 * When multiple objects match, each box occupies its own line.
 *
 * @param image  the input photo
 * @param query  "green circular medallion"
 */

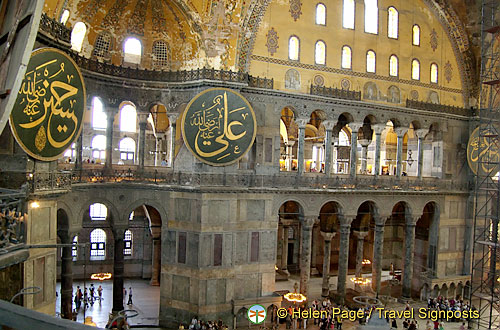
xmin=181 ymin=88 xmax=257 ymax=166
xmin=467 ymin=126 xmax=500 ymax=176
xmin=9 ymin=48 xmax=86 ymax=161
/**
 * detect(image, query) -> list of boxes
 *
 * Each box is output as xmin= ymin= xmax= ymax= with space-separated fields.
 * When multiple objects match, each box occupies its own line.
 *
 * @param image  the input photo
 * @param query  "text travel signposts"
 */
xmin=182 ymin=88 xmax=257 ymax=166
xmin=10 ymin=48 xmax=86 ymax=161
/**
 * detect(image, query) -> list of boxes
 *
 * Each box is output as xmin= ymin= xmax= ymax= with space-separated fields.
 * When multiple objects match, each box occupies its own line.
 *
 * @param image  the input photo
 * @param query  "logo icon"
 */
xmin=247 ymin=304 xmax=266 ymax=324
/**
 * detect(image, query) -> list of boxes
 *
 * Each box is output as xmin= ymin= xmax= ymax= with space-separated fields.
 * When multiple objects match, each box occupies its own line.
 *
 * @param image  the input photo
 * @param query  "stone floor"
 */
xmin=56 ymin=275 xmax=467 ymax=330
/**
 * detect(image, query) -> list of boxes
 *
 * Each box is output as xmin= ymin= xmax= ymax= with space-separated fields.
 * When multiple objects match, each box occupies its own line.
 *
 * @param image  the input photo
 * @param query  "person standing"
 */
xmin=89 ymin=284 xmax=95 ymax=305
xmin=127 ymin=287 xmax=133 ymax=305
xmin=97 ymin=285 xmax=103 ymax=304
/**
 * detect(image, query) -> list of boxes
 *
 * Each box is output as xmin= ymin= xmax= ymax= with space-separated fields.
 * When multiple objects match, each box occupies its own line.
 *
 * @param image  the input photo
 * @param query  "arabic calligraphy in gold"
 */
xmin=467 ymin=126 xmax=500 ymax=176
xmin=9 ymin=48 xmax=86 ymax=161
xmin=181 ymin=88 xmax=257 ymax=166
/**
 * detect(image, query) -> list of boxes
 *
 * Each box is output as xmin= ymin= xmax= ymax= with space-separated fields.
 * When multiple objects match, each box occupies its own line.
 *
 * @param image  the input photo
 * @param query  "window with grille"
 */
xmin=93 ymin=32 xmax=111 ymax=60
xmin=90 ymin=203 xmax=107 ymax=221
xmin=152 ymin=41 xmax=170 ymax=69
xmin=90 ymin=229 xmax=106 ymax=259
xmin=119 ymin=138 xmax=135 ymax=161
xmin=72 ymin=236 xmax=78 ymax=258
xmin=91 ymin=135 xmax=106 ymax=160
xmin=124 ymin=230 xmax=132 ymax=256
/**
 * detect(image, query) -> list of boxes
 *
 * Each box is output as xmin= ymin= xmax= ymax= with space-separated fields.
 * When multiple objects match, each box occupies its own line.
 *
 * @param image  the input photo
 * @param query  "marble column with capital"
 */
xmin=112 ymin=228 xmax=126 ymax=312
xmin=321 ymin=231 xmax=335 ymax=297
xmin=296 ymin=119 xmax=308 ymax=174
xmin=371 ymin=222 xmax=385 ymax=294
xmin=372 ymin=124 xmax=385 ymax=176
xmin=60 ymin=234 xmax=73 ymax=319
xmin=299 ymin=217 xmax=315 ymax=296
xmin=168 ymin=114 xmax=178 ymax=168
xmin=358 ymin=140 xmax=371 ymax=174
xmin=323 ymin=121 xmax=335 ymax=176
xmin=105 ymin=108 xmax=116 ymax=167
xmin=354 ymin=231 xmax=368 ymax=278
xmin=282 ymin=225 xmax=289 ymax=273
xmin=415 ymin=129 xmax=428 ymax=179
xmin=336 ymin=221 xmax=351 ymax=303
xmin=402 ymin=219 xmax=417 ymax=299
xmin=349 ymin=123 xmax=363 ymax=177
xmin=138 ymin=118 xmax=148 ymax=169
xmin=395 ymin=128 xmax=408 ymax=177
xmin=75 ymin=134 xmax=83 ymax=170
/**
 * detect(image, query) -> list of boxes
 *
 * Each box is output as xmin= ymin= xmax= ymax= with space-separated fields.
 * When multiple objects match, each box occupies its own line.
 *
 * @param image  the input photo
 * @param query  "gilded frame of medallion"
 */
xmin=9 ymin=47 xmax=87 ymax=162
xmin=181 ymin=87 xmax=257 ymax=167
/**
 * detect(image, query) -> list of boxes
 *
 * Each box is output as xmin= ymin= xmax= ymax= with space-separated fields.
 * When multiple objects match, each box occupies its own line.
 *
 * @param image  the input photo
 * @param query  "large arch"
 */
xmin=277 ymin=201 xmax=304 ymax=275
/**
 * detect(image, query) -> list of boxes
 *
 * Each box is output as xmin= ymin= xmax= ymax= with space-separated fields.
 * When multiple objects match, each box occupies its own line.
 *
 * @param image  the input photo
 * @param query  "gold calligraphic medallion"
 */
xmin=467 ymin=126 xmax=500 ymax=176
xmin=9 ymin=48 xmax=86 ymax=161
xmin=182 ymin=88 xmax=257 ymax=166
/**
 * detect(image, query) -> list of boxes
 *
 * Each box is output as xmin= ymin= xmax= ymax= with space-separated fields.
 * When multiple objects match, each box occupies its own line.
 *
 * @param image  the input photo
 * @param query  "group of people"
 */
xmin=73 ymin=284 xmax=103 ymax=311
xmin=178 ymin=316 xmax=229 ymax=330
xmin=427 ymin=296 xmax=471 ymax=318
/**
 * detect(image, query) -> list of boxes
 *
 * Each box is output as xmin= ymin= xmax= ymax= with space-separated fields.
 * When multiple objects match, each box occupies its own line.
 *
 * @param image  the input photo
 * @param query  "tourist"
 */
xmin=127 ymin=287 xmax=133 ymax=305
xmin=97 ymin=285 xmax=103 ymax=303
xmin=89 ymin=284 xmax=95 ymax=305
xmin=391 ymin=318 xmax=398 ymax=329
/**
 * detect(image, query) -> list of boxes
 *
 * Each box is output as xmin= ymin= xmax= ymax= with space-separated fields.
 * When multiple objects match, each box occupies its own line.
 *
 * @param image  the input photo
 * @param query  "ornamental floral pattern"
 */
xmin=313 ymin=75 xmax=325 ymax=87
xmin=430 ymin=28 xmax=438 ymax=52
xmin=265 ymin=28 xmax=279 ymax=56
xmin=289 ymin=0 xmax=302 ymax=21
xmin=444 ymin=61 xmax=453 ymax=83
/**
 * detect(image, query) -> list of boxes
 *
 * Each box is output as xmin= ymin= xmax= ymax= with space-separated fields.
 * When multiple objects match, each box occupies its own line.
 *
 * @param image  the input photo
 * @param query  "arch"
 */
xmin=122 ymin=199 xmax=168 ymax=227
xmin=57 ymin=208 xmax=70 ymax=237
xmin=456 ymin=282 xmax=464 ymax=299
xmin=316 ymin=3 xmax=326 ymax=25
xmin=449 ymin=282 xmax=456 ymax=299
xmin=89 ymin=203 xmax=107 ymax=221
xmin=420 ymin=283 xmax=430 ymax=300
xmin=430 ymin=63 xmax=439 ymax=83
xmin=315 ymin=40 xmax=326 ymax=65
xmin=119 ymin=138 xmax=136 ymax=161
xmin=362 ymin=114 xmax=379 ymax=126
xmin=464 ymin=281 xmax=471 ymax=299
xmin=288 ymin=36 xmax=300 ymax=61
xmin=412 ymin=59 xmax=420 ymax=80
xmin=91 ymin=135 xmax=106 ymax=160
xmin=71 ymin=22 xmax=86 ymax=52
xmin=278 ymin=200 xmax=305 ymax=218
xmin=432 ymin=284 xmax=439 ymax=297
xmin=389 ymin=55 xmax=398 ymax=77
xmin=366 ymin=50 xmax=376 ymax=73
xmin=341 ymin=45 xmax=352 ymax=69
xmin=123 ymin=37 xmax=142 ymax=64
xmin=92 ymin=96 xmax=107 ymax=130
xmin=79 ymin=197 xmax=120 ymax=228
xmin=120 ymin=103 xmax=137 ymax=132
xmin=319 ymin=201 xmax=342 ymax=233
xmin=387 ymin=6 xmax=398 ymax=39
xmin=412 ymin=25 xmax=421 ymax=46
xmin=60 ymin=9 xmax=70 ymax=25
xmin=236 ymin=307 xmax=249 ymax=328
xmin=440 ymin=283 xmax=448 ymax=297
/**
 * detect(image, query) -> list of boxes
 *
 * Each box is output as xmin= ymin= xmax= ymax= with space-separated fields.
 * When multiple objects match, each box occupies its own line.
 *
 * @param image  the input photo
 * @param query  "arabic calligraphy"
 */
xmin=182 ymin=88 xmax=256 ymax=166
xmin=467 ymin=126 xmax=500 ymax=176
xmin=10 ymin=48 xmax=86 ymax=161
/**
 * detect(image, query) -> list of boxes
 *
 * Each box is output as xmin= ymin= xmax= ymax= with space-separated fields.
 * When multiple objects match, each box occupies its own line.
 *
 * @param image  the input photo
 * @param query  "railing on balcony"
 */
xmin=65 ymin=166 xmax=467 ymax=192
xmin=310 ymin=85 xmax=362 ymax=101
xmin=0 ymin=188 xmax=27 ymax=251
xmin=406 ymin=99 xmax=470 ymax=116
xmin=38 ymin=13 xmax=71 ymax=44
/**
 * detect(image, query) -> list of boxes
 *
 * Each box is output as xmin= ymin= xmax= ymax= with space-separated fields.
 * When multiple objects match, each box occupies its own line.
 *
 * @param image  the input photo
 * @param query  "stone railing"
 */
xmin=0 ymin=171 xmax=71 ymax=194
xmin=406 ymin=99 xmax=470 ymax=116
xmin=310 ymin=85 xmax=362 ymax=101
xmin=38 ymin=13 xmax=71 ymax=44
xmin=68 ymin=167 xmax=468 ymax=192
xmin=0 ymin=188 xmax=27 ymax=250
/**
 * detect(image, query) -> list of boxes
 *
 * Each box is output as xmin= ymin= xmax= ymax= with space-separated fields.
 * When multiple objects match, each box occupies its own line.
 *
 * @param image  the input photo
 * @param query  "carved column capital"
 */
xmin=353 ymin=231 xmax=369 ymax=239
xmin=320 ymin=231 xmax=336 ymax=241
xmin=348 ymin=122 xmax=364 ymax=132
xmin=394 ymin=127 xmax=409 ymax=137
xmin=296 ymin=118 xmax=308 ymax=129
xmin=323 ymin=120 xmax=335 ymax=131
xmin=372 ymin=124 xmax=386 ymax=134
xmin=301 ymin=216 xmax=316 ymax=229
xmin=415 ymin=128 xmax=429 ymax=139
xmin=358 ymin=139 xmax=371 ymax=147
xmin=168 ymin=113 xmax=179 ymax=124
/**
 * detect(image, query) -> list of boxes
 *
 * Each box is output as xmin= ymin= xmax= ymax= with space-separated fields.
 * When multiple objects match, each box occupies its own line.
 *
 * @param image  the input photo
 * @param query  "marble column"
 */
xmin=286 ymin=142 xmax=295 ymax=171
xmin=349 ymin=123 xmax=363 ymax=177
xmin=112 ymin=228 xmax=126 ymax=312
xmin=297 ymin=119 xmax=308 ymax=174
xmin=60 ymin=235 xmax=73 ymax=319
xmin=323 ymin=121 xmax=335 ymax=176
xmin=395 ymin=128 xmax=408 ymax=178
xmin=372 ymin=124 xmax=385 ymax=176
xmin=105 ymin=109 xmax=115 ymax=167
xmin=138 ymin=120 xmax=147 ymax=169
xmin=358 ymin=140 xmax=370 ymax=174
xmin=321 ymin=231 xmax=335 ymax=297
xmin=353 ymin=231 xmax=368 ymax=291
xmin=371 ymin=222 xmax=385 ymax=294
xmin=299 ymin=217 xmax=315 ymax=296
xmin=336 ymin=220 xmax=351 ymax=303
xmin=168 ymin=114 xmax=178 ymax=168
xmin=402 ymin=220 xmax=417 ymax=299
xmin=415 ymin=129 xmax=428 ymax=179
xmin=150 ymin=231 xmax=161 ymax=286
xmin=282 ymin=226 xmax=289 ymax=272
xmin=75 ymin=134 xmax=83 ymax=170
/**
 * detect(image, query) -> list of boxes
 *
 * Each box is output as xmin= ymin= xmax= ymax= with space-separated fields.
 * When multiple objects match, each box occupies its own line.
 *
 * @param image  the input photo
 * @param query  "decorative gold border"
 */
xmin=9 ymin=47 xmax=87 ymax=161
xmin=181 ymin=87 xmax=257 ymax=167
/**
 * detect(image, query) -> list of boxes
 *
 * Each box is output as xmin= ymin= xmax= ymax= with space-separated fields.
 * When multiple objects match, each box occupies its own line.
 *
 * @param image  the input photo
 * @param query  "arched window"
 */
xmin=315 ymin=41 xmax=326 ymax=65
xmin=412 ymin=25 xmax=420 ymax=46
xmin=343 ymin=0 xmax=355 ymax=29
xmin=120 ymin=104 xmax=137 ymax=132
xmin=60 ymin=10 xmax=70 ymax=25
xmin=339 ymin=129 xmax=350 ymax=146
xmin=90 ymin=229 xmax=106 ymax=259
xmin=366 ymin=50 xmax=376 ymax=73
xmin=364 ymin=0 xmax=378 ymax=34
xmin=430 ymin=63 xmax=438 ymax=83
xmin=72 ymin=235 xmax=78 ymax=258
xmin=129 ymin=211 xmax=134 ymax=220
xmin=92 ymin=97 xmax=107 ymax=130
xmin=71 ymin=22 xmax=87 ymax=52
xmin=119 ymin=138 xmax=136 ymax=161
xmin=389 ymin=55 xmax=398 ymax=77
xmin=412 ymin=59 xmax=420 ymax=80
xmin=316 ymin=3 xmax=326 ymax=25
xmin=341 ymin=46 xmax=352 ymax=69
xmin=387 ymin=7 xmax=398 ymax=39
xmin=152 ymin=40 xmax=170 ymax=69
xmin=90 ymin=203 xmax=107 ymax=220
xmin=63 ymin=143 xmax=76 ymax=159
xmin=92 ymin=32 xmax=112 ymax=60
xmin=288 ymin=36 xmax=300 ymax=61
xmin=91 ymin=135 xmax=106 ymax=160
xmin=123 ymin=37 xmax=142 ymax=64
xmin=124 ymin=230 xmax=132 ymax=256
